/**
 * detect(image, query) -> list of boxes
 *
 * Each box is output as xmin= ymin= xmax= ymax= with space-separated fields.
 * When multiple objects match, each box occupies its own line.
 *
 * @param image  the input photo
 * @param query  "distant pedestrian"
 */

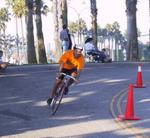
xmin=60 ymin=25 xmax=70 ymax=53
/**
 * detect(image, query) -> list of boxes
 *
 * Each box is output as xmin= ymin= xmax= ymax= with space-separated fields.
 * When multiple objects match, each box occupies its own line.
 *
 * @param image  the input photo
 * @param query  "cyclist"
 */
xmin=47 ymin=44 xmax=85 ymax=105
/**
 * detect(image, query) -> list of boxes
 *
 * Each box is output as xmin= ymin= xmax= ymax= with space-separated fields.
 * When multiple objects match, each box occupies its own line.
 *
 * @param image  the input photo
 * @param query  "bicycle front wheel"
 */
xmin=50 ymin=85 xmax=65 ymax=115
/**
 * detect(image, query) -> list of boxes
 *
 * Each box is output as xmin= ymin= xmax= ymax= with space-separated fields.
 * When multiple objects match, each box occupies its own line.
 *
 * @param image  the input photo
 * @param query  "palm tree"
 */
xmin=97 ymin=27 xmax=104 ymax=49
xmin=25 ymin=0 xmax=37 ymax=64
xmin=90 ymin=0 xmax=97 ymax=48
xmin=34 ymin=0 xmax=47 ymax=64
xmin=78 ymin=18 xmax=87 ymax=43
xmin=69 ymin=18 xmax=87 ymax=43
xmin=52 ymin=0 xmax=68 ymax=61
xmin=59 ymin=0 xmax=68 ymax=27
xmin=126 ymin=0 xmax=138 ymax=61
xmin=0 ymin=7 xmax=10 ymax=62
xmin=112 ymin=22 xmax=120 ymax=61
xmin=0 ymin=8 xmax=10 ymax=34
xmin=6 ymin=0 xmax=27 ymax=64
xmin=68 ymin=21 xmax=78 ymax=34
xmin=105 ymin=23 xmax=113 ymax=55
xmin=68 ymin=21 xmax=78 ymax=43
xmin=100 ymin=28 xmax=107 ymax=48
xmin=52 ymin=0 xmax=61 ymax=61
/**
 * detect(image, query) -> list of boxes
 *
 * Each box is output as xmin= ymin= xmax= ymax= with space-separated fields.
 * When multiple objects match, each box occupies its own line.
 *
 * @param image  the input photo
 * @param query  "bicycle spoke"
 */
xmin=50 ymin=85 xmax=65 ymax=115
xmin=50 ymin=73 xmax=76 ymax=115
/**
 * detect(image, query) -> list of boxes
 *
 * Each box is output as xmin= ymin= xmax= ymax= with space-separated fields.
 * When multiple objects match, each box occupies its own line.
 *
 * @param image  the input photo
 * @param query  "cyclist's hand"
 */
xmin=71 ymin=72 xmax=78 ymax=78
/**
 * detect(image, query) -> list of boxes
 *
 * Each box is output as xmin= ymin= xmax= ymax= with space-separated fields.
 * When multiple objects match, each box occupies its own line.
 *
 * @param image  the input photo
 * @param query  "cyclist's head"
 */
xmin=74 ymin=44 xmax=83 ymax=51
xmin=73 ymin=44 xmax=83 ymax=58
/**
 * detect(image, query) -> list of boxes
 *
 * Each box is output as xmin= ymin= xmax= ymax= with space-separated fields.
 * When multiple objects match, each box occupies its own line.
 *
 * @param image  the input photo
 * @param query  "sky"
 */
xmin=0 ymin=0 xmax=149 ymax=47
xmin=68 ymin=0 xmax=149 ymax=41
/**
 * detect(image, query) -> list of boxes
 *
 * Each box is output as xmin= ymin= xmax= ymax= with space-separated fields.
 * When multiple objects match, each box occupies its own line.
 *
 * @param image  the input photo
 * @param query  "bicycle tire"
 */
xmin=51 ymin=84 xmax=65 ymax=115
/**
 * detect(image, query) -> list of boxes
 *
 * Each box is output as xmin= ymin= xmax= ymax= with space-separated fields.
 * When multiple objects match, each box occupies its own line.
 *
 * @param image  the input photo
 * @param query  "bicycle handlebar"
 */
xmin=59 ymin=72 xmax=77 ymax=82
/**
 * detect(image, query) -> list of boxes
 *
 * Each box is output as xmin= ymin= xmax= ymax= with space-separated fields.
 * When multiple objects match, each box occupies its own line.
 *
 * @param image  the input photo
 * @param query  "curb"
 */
xmin=110 ymin=88 xmax=149 ymax=138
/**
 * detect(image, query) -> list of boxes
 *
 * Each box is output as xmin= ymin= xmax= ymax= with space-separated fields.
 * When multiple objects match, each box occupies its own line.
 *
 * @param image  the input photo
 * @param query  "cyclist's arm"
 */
xmin=55 ymin=62 xmax=64 ymax=79
xmin=58 ymin=61 xmax=64 ymax=72
xmin=75 ymin=69 xmax=83 ymax=80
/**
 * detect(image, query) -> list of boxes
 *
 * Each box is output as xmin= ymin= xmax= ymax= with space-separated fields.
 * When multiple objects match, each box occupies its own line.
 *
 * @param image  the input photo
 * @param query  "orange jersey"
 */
xmin=59 ymin=50 xmax=85 ymax=70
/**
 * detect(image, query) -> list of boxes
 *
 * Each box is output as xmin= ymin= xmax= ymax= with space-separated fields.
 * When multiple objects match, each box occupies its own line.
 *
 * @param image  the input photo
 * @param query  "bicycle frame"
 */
xmin=50 ymin=73 xmax=76 ymax=115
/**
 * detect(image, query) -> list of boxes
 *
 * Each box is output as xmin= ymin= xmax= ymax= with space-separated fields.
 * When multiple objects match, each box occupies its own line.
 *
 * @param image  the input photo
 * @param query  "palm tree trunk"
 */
xmin=114 ymin=38 xmax=118 ymax=61
xmin=15 ymin=17 xmax=20 ymax=64
xmin=20 ymin=17 xmax=27 ymax=64
xmin=126 ymin=0 xmax=138 ymax=61
xmin=53 ymin=0 xmax=62 ymax=61
xmin=25 ymin=0 xmax=37 ymax=64
xmin=58 ymin=0 xmax=68 ymax=53
xmin=59 ymin=0 xmax=68 ymax=27
xmin=90 ymin=0 xmax=97 ymax=48
xmin=35 ymin=0 xmax=47 ymax=64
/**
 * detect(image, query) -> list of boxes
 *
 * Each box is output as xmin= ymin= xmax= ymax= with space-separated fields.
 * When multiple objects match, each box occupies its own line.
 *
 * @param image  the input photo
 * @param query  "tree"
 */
xmin=90 ymin=0 xmax=97 ymax=48
xmin=52 ymin=0 xmax=62 ymax=61
xmin=69 ymin=18 xmax=87 ymax=43
xmin=68 ymin=21 xmax=78 ymax=34
xmin=25 ymin=0 xmax=37 ymax=64
xmin=99 ymin=28 xmax=107 ymax=48
xmin=112 ymin=22 xmax=120 ymax=61
xmin=126 ymin=0 xmax=138 ymax=61
xmin=59 ymin=0 xmax=68 ymax=27
xmin=0 ymin=34 xmax=25 ymax=63
xmin=0 ymin=7 xmax=10 ymax=61
xmin=6 ymin=0 xmax=27 ymax=64
xmin=78 ymin=18 xmax=87 ymax=43
xmin=105 ymin=23 xmax=113 ymax=55
xmin=34 ymin=0 xmax=47 ymax=64
xmin=51 ymin=0 xmax=68 ymax=61
xmin=0 ymin=8 xmax=10 ymax=34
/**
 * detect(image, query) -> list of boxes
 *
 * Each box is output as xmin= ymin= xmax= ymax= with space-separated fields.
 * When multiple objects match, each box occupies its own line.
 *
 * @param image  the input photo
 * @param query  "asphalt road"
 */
xmin=0 ymin=63 xmax=150 ymax=138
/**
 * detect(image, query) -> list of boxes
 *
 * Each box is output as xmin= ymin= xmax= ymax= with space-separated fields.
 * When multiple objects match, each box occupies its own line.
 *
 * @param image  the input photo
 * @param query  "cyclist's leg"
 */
xmin=48 ymin=68 xmax=69 ymax=98
xmin=69 ymin=68 xmax=77 ymax=85
xmin=47 ymin=73 xmax=64 ymax=105
xmin=47 ymin=79 xmax=62 ymax=105
xmin=51 ymin=79 xmax=62 ymax=97
xmin=64 ymin=69 xmax=77 ymax=95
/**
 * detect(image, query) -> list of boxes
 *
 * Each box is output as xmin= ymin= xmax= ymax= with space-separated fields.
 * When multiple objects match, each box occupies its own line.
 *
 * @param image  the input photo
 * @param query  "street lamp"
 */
xmin=68 ymin=6 xmax=80 ymax=44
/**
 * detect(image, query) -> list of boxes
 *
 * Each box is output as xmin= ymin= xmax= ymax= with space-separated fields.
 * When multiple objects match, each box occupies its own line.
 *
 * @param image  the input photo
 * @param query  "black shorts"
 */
xmin=59 ymin=68 xmax=77 ymax=80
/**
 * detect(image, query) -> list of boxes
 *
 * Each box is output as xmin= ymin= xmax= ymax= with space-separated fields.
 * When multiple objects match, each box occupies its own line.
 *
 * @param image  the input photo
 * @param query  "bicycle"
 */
xmin=50 ymin=72 xmax=77 ymax=115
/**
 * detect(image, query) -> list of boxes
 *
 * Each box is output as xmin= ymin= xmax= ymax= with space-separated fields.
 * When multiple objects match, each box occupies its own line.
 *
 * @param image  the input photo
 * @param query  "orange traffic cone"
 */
xmin=118 ymin=84 xmax=141 ymax=120
xmin=134 ymin=64 xmax=145 ymax=88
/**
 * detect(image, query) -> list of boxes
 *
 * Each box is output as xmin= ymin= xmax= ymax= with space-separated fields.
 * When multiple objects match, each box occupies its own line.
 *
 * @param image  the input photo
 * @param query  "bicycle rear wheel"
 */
xmin=50 ymin=85 xmax=65 ymax=115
